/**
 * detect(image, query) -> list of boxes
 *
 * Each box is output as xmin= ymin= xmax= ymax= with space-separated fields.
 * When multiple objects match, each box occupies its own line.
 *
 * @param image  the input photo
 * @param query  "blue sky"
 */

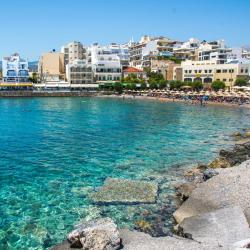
xmin=1 ymin=0 xmax=250 ymax=60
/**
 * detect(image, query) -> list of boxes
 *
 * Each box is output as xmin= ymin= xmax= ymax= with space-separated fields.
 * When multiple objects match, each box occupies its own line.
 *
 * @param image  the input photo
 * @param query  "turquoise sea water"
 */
xmin=0 ymin=97 xmax=250 ymax=249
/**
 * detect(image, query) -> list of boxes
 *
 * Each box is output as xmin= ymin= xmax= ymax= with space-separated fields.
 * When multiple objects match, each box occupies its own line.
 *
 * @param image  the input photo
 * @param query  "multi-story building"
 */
xmin=173 ymin=38 xmax=200 ymax=61
xmin=242 ymin=49 xmax=250 ymax=59
xmin=66 ymin=60 xmax=95 ymax=88
xmin=151 ymin=59 xmax=180 ymax=81
xmin=38 ymin=51 xmax=65 ymax=83
xmin=61 ymin=41 xmax=86 ymax=65
xmin=88 ymin=44 xmax=122 ymax=83
xmin=174 ymin=60 xmax=250 ymax=88
xmin=2 ymin=53 xmax=29 ymax=82
xmin=107 ymin=43 xmax=129 ymax=68
xmin=196 ymin=40 xmax=232 ymax=64
xmin=129 ymin=35 xmax=180 ymax=69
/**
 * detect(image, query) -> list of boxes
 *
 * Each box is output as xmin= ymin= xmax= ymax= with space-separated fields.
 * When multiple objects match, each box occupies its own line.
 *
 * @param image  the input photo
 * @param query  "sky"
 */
xmin=0 ymin=0 xmax=250 ymax=61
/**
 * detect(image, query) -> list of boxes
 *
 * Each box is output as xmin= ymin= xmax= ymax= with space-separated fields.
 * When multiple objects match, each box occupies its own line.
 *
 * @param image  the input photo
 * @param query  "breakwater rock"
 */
xmin=177 ymin=206 xmax=250 ymax=247
xmin=174 ymin=159 xmax=250 ymax=224
xmin=53 ymin=218 xmax=121 ymax=250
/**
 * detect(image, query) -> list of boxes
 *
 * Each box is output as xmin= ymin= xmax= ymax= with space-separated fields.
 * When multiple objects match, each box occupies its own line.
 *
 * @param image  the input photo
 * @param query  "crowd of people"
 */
xmin=124 ymin=89 xmax=250 ymax=106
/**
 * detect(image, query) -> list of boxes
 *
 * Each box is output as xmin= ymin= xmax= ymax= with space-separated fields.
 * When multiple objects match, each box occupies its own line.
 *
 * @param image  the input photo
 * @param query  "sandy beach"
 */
xmin=99 ymin=94 xmax=250 ymax=109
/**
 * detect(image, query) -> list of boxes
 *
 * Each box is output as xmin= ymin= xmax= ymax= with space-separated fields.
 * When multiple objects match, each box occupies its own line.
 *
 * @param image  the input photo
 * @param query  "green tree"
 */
xmin=235 ymin=78 xmax=248 ymax=86
xmin=29 ymin=72 xmax=38 ymax=83
xmin=169 ymin=80 xmax=184 ymax=90
xmin=189 ymin=81 xmax=203 ymax=91
xmin=211 ymin=80 xmax=226 ymax=91
xmin=123 ymin=73 xmax=141 ymax=83
xmin=148 ymin=71 xmax=165 ymax=84
xmin=125 ymin=83 xmax=136 ymax=90
xmin=149 ymin=82 xmax=158 ymax=89
xmin=114 ymin=82 xmax=123 ymax=94
xmin=140 ymin=82 xmax=147 ymax=89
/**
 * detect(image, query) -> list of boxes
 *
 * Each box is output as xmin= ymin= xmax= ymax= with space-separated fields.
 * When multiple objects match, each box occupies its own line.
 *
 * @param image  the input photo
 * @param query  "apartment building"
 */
xmin=173 ymin=38 xmax=200 ymax=61
xmin=129 ymin=35 xmax=180 ymax=69
xmin=174 ymin=60 xmax=250 ymax=88
xmin=2 ymin=53 xmax=29 ymax=83
xmin=38 ymin=51 xmax=65 ymax=83
xmin=107 ymin=43 xmax=129 ymax=68
xmin=66 ymin=60 xmax=95 ymax=88
xmin=61 ymin=41 xmax=86 ymax=65
xmin=196 ymin=40 xmax=232 ymax=64
xmin=88 ymin=44 xmax=122 ymax=83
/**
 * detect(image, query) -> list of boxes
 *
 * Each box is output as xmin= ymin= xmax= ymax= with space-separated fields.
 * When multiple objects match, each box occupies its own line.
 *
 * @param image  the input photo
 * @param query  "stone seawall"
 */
xmin=0 ymin=91 xmax=101 ymax=98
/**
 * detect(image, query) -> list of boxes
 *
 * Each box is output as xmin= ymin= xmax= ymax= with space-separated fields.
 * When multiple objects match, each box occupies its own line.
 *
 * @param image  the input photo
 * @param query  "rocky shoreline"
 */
xmin=52 ymin=132 xmax=250 ymax=250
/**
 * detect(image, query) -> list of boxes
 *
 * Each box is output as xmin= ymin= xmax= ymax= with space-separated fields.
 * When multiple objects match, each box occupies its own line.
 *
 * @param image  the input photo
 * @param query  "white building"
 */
xmin=61 ymin=41 xmax=86 ymax=65
xmin=2 ymin=53 xmax=29 ymax=82
xmin=107 ymin=43 xmax=129 ymax=68
xmin=66 ymin=60 xmax=96 ymax=88
xmin=173 ymin=38 xmax=200 ymax=60
xmin=129 ymin=35 xmax=180 ymax=69
xmin=88 ymin=44 xmax=122 ymax=83
xmin=197 ymin=40 xmax=232 ymax=64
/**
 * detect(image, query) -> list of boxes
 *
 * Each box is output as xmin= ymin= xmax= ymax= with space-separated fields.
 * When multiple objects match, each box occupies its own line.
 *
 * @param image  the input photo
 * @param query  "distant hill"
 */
xmin=0 ymin=61 xmax=38 ymax=71
xmin=242 ymin=45 xmax=250 ymax=51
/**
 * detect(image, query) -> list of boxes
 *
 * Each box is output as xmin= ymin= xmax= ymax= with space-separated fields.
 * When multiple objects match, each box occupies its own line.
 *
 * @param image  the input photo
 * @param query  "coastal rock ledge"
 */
xmin=174 ymin=160 xmax=250 ymax=224
xmin=177 ymin=206 xmax=250 ymax=247
xmin=89 ymin=178 xmax=158 ymax=205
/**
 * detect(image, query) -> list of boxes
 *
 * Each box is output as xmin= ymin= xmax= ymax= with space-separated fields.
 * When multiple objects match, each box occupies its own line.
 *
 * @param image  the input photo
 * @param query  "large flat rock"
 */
xmin=174 ymin=160 xmax=250 ymax=223
xmin=90 ymin=178 xmax=158 ymax=205
xmin=179 ymin=206 xmax=250 ymax=247
xmin=120 ymin=229 xmax=225 ymax=250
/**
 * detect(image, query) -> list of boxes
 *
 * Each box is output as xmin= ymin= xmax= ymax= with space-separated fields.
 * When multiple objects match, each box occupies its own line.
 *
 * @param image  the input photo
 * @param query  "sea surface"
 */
xmin=0 ymin=97 xmax=250 ymax=249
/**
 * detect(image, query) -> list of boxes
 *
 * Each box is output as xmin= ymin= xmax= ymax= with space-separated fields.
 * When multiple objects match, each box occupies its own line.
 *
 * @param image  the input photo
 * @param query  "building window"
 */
xmin=241 ymin=69 xmax=244 ymax=73
xmin=223 ymin=79 xmax=227 ymax=82
xmin=223 ymin=69 xmax=227 ymax=73
xmin=245 ymin=69 xmax=248 ymax=73
xmin=216 ymin=69 xmax=221 ymax=73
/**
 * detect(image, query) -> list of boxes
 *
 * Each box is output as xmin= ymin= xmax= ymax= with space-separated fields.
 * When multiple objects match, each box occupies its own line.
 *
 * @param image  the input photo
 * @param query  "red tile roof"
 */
xmin=123 ymin=67 xmax=144 ymax=73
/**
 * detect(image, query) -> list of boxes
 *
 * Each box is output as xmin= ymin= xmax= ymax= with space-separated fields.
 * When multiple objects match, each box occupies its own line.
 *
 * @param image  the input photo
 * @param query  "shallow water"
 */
xmin=0 ymin=97 xmax=249 ymax=249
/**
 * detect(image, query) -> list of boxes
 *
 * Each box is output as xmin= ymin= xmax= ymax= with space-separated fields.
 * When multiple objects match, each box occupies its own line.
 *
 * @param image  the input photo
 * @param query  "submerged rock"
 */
xmin=51 ymin=240 xmax=71 ymax=250
xmin=134 ymin=220 xmax=152 ymax=234
xmin=244 ymin=131 xmax=250 ymax=138
xmin=67 ymin=218 xmax=121 ymax=250
xmin=232 ymin=131 xmax=242 ymax=138
xmin=89 ymin=178 xmax=158 ymax=205
xmin=178 ymin=206 xmax=250 ymax=247
xmin=175 ymin=183 xmax=196 ymax=201
xmin=208 ymin=157 xmax=231 ymax=168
